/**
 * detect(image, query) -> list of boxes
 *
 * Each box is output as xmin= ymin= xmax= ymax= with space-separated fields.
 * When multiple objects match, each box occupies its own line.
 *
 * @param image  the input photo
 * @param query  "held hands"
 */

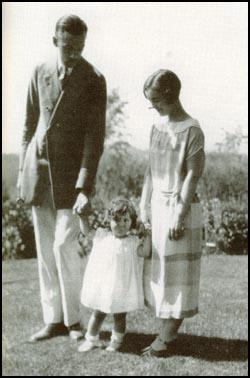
xmin=136 ymin=222 xmax=152 ymax=259
xmin=73 ymin=192 xmax=90 ymax=216
xmin=78 ymin=231 xmax=93 ymax=256
xmin=75 ymin=194 xmax=92 ymax=256
xmin=137 ymin=208 xmax=151 ymax=239
xmin=77 ymin=214 xmax=93 ymax=256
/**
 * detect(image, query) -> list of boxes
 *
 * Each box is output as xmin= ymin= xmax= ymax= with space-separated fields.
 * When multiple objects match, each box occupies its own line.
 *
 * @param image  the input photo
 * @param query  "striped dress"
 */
xmin=143 ymin=116 xmax=205 ymax=319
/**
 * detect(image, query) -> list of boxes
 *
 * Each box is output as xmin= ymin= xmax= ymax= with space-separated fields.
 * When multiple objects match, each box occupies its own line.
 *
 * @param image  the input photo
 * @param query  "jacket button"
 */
xmin=56 ymin=123 xmax=60 ymax=127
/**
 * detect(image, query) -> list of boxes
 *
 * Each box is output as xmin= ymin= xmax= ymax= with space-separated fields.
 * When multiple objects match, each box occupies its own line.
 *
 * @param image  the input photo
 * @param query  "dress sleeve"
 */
xmin=185 ymin=126 xmax=205 ymax=160
xmin=94 ymin=227 xmax=109 ymax=239
xmin=129 ymin=235 xmax=140 ymax=251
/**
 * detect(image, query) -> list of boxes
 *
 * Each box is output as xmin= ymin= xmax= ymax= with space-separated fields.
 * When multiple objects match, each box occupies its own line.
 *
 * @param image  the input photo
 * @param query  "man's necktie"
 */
xmin=59 ymin=67 xmax=70 ymax=90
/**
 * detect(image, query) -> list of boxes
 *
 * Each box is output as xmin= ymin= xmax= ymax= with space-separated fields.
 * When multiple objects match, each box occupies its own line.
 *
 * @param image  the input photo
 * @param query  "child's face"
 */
xmin=110 ymin=211 xmax=132 ymax=238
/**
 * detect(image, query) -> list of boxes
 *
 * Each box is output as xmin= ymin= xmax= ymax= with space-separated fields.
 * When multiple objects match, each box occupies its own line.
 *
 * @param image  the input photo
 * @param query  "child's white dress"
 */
xmin=81 ymin=228 xmax=144 ymax=314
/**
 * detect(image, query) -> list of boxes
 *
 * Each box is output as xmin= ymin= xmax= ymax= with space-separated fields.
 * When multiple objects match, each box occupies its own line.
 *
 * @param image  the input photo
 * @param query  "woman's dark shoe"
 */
xmin=141 ymin=337 xmax=178 ymax=358
xmin=28 ymin=322 xmax=68 ymax=343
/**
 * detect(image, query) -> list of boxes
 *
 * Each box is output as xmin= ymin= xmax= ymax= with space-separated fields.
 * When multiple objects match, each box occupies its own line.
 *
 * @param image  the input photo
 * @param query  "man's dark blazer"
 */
xmin=19 ymin=57 xmax=107 ymax=209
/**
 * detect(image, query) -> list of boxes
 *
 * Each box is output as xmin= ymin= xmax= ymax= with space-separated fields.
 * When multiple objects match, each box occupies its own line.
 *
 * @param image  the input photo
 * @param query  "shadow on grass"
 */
xmin=100 ymin=331 xmax=248 ymax=362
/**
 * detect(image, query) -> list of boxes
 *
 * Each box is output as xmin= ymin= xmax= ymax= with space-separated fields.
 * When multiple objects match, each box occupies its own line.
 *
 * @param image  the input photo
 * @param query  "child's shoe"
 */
xmin=78 ymin=333 xmax=102 ymax=352
xmin=106 ymin=331 xmax=125 ymax=352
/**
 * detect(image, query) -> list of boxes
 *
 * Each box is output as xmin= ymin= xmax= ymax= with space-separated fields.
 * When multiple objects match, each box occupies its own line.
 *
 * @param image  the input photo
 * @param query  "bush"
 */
xmin=216 ymin=208 xmax=248 ymax=254
xmin=2 ymin=198 xmax=36 ymax=260
xmin=3 ymin=195 xmax=248 ymax=259
xmin=202 ymin=198 xmax=248 ymax=255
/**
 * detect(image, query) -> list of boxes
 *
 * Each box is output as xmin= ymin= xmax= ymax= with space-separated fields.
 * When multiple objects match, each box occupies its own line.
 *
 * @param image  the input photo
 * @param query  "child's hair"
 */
xmin=105 ymin=197 xmax=137 ymax=230
xmin=143 ymin=69 xmax=181 ymax=104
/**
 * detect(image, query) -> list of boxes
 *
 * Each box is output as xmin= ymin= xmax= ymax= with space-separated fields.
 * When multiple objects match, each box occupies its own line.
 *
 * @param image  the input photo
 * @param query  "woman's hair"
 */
xmin=143 ymin=69 xmax=181 ymax=104
xmin=106 ymin=197 xmax=137 ymax=230
xmin=55 ymin=15 xmax=88 ymax=36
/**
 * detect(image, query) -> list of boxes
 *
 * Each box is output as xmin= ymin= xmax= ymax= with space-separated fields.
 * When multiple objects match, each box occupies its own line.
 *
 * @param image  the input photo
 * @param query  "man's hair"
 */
xmin=55 ymin=15 xmax=88 ymax=36
xmin=143 ymin=69 xmax=181 ymax=104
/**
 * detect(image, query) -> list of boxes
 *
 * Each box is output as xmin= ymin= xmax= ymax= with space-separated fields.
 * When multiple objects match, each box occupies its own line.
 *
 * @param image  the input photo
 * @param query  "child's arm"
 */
xmin=137 ymin=231 xmax=151 ymax=259
xmin=79 ymin=215 xmax=91 ymax=236
xmin=78 ymin=215 xmax=93 ymax=255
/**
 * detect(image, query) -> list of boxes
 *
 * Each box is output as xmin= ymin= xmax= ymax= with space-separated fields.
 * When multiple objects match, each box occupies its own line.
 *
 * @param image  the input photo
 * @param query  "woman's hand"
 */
xmin=138 ymin=208 xmax=151 ymax=238
xmin=137 ymin=231 xmax=152 ymax=258
xmin=168 ymin=215 xmax=185 ymax=241
xmin=139 ymin=208 xmax=150 ymax=224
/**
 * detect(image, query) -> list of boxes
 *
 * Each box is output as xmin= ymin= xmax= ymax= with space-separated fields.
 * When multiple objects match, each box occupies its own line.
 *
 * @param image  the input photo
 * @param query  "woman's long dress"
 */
xmin=144 ymin=116 xmax=205 ymax=319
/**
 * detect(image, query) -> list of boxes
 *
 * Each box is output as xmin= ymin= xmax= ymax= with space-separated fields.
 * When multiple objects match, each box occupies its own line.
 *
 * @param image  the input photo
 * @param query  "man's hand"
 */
xmin=78 ymin=232 xmax=93 ymax=256
xmin=73 ymin=192 xmax=90 ymax=216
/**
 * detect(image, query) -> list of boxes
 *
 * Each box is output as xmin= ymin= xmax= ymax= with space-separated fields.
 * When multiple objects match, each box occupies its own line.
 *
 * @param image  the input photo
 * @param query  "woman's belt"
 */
xmin=152 ymin=190 xmax=200 ymax=203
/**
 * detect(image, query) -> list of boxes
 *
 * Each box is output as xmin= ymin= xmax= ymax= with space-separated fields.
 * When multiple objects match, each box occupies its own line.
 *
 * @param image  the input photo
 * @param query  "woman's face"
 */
xmin=110 ymin=211 xmax=132 ymax=238
xmin=146 ymin=89 xmax=172 ymax=116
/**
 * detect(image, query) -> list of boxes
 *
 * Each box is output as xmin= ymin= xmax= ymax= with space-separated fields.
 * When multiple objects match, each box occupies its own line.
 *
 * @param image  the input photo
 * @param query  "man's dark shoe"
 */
xmin=68 ymin=323 xmax=84 ymax=341
xmin=28 ymin=323 xmax=68 ymax=343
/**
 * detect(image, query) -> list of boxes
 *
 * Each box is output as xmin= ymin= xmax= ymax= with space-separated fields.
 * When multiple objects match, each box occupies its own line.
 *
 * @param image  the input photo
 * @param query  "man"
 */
xmin=17 ymin=15 xmax=106 ymax=342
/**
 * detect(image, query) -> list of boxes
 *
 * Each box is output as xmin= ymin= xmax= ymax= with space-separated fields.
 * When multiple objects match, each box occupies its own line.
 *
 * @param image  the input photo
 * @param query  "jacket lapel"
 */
xmin=43 ymin=62 xmax=61 ymax=111
xmin=47 ymin=58 xmax=90 ymax=129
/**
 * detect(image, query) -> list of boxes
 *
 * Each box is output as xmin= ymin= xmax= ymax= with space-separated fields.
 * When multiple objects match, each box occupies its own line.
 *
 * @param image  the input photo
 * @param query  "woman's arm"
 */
xmin=169 ymin=149 xmax=205 ymax=240
xmin=137 ymin=232 xmax=152 ymax=258
xmin=139 ymin=165 xmax=152 ymax=223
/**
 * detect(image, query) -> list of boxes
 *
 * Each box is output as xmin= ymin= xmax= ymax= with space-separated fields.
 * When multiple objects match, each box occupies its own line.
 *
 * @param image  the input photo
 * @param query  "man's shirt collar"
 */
xmin=57 ymin=54 xmax=73 ymax=79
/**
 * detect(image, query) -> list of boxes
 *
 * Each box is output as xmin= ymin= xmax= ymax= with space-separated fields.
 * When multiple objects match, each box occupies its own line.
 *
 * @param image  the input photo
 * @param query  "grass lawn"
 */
xmin=2 ymin=255 xmax=248 ymax=376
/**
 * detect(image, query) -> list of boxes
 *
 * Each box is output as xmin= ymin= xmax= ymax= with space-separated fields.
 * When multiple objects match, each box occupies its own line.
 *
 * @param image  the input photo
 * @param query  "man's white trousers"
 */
xmin=32 ymin=189 xmax=85 ymax=327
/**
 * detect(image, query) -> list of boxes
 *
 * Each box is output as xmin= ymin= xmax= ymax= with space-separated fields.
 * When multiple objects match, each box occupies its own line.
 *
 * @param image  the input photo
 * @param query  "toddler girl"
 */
xmin=78 ymin=198 xmax=151 ymax=352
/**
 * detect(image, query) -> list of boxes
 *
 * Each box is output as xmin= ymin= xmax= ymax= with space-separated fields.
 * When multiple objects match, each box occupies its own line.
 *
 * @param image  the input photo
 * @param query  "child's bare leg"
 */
xmin=78 ymin=310 xmax=106 ymax=352
xmin=87 ymin=310 xmax=106 ymax=336
xmin=106 ymin=313 xmax=126 ymax=352
xmin=113 ymin=312 xmax=126 ymax=334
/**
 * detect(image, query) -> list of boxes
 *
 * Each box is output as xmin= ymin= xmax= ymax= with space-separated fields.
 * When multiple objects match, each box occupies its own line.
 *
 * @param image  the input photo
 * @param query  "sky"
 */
xmin=2 ymin=2 xmax=248 ymax=154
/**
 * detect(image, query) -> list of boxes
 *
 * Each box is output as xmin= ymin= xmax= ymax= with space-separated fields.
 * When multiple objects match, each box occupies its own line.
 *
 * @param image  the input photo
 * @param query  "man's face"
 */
xmin=53 ymin=30 xmax=86 ymax=67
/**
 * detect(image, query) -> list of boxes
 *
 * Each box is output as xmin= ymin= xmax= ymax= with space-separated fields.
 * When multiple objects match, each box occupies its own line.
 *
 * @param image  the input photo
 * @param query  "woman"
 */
xmin=140 ymin=69 xmax=205 ymax=357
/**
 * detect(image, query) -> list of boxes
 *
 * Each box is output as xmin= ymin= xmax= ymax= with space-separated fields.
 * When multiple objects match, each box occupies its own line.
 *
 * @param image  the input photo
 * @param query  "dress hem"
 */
xmin=81 ymin=302 xmax=145 ymax=314
xmin=145 ymin=301 xmax=199 ymax=319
